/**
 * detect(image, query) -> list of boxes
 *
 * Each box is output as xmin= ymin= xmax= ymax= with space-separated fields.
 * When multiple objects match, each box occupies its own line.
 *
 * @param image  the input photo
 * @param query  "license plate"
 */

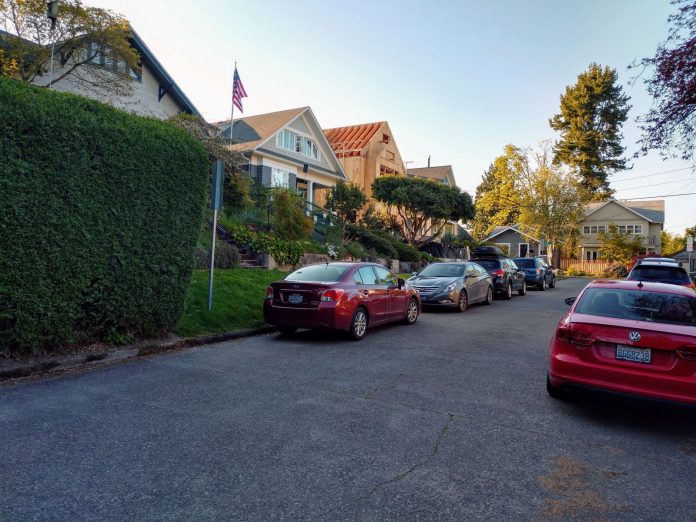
xmin=287 ymin=293 xmax=303 ymax=304
xmin=616 ymin=345 xmax=652 ymax=364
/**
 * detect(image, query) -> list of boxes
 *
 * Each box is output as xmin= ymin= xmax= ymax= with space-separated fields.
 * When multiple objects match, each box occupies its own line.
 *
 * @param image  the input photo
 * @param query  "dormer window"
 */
xmin=86 ymin=41 xmax=142 ymax=82
xmin=276 ymin=129 xmax=320 ymax=161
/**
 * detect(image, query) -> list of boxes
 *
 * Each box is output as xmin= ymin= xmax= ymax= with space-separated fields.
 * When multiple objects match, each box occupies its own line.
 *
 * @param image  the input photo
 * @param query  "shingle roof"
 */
xmin=323 ymin=122 xmax=385 ymax=157
xmin=583 ymin=199 xmax=665 ymax=223
xmin=408 ymin=165 xmax=455 ymax=185
xmin=215 ymin=107 xmax=307 ymax=152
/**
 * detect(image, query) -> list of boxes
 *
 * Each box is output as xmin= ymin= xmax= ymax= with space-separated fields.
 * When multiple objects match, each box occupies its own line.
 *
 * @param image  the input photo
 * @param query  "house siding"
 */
xmin=580 ymin=201 xmax=661 ymax=254
xmin=488 ymin=229 xmax=541 ymax=257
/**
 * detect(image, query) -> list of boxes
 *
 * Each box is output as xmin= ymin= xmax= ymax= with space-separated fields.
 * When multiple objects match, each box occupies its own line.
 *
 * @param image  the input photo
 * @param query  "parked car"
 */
xmin=547 ymin=279 xmax=696 ymax=405
xmin=264 ymin=262 xmax=421 ymax=341
xmin=513 ymin=257 xmax=555 ymax=290
xmin=408 ymin=262 xmax=493 ymax=311
xmin=627 ymin=261 xmax=695 ymax=289
xmin=470 ymin=247 xmax=526 ymax=299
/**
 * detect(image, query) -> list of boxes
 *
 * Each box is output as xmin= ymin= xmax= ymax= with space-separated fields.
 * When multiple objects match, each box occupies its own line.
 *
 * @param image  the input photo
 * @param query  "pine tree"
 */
xmin=550 ymin=64 xmax=631 ymax=200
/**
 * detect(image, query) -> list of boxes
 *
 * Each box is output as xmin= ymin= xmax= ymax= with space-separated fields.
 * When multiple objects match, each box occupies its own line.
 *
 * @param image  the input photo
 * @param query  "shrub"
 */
xmin=196 ymin=242 xmax=241 ymax=269
xmin=222 ymin=222 xmax=306 ymax=266
xmin=345 ymin=241 xmax=366 ymax=260
xmin=0 ymin=77 xmax=209 ymax=355
xmin=270 ymin=188 xmax=313 ymax=241
xmin=350 ymin=227 xmax=398 ymax=259
xmin=602 ymin=263 xmax=628 ymax=278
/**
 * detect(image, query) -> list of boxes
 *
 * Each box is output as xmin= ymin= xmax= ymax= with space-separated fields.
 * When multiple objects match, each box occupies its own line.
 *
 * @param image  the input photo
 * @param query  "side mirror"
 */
xmin=564 ymin=297 xmax=576 ymax=306
xmin=397 ymin=277 xmax=405 ymax=289
xmin=411 ymin=272 xmax=418 ymax=277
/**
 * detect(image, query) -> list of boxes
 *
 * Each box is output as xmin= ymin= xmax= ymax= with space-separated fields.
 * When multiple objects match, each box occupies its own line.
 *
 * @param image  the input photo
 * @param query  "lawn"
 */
xmin=177 ymin=268 xmax=287 ymax=338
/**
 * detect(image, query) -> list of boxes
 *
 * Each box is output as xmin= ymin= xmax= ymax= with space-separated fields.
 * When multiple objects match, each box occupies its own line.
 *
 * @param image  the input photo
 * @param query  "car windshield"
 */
xmin=417 ymin=264 xmax=466 ymax=278
xmin=286 ymin=264 xmax=349 ymax=282
xmin=515 ymin=259 xmax=536 ymax=269
xmin=575 ymin=287 xmax=696 ymax=326
xmin=628 ymin=266 xmax=690 ymax=284
xmin=474 ymin=259 xmax=501 ymax=270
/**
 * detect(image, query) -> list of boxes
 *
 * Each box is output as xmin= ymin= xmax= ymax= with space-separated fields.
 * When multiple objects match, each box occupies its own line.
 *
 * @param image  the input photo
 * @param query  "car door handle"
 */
xmin=361 ymin=290 xmax=369 ymax=296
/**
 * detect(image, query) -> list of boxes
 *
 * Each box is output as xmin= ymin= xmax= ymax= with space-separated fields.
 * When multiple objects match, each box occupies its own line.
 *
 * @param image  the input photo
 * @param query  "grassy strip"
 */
xmin=177 ymin=269 xmax=287 ymax=337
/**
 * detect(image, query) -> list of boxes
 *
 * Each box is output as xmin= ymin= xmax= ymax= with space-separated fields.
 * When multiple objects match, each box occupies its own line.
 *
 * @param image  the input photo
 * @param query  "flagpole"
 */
xmin=229 ymin=61 xmax=236 ymax=147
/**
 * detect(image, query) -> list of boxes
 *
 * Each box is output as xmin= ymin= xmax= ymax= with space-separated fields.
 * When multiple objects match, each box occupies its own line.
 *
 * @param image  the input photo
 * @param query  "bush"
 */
xmin=345 ymin=241 xmax=366 ymax=260
xmin=602 ymin=263 xmax=628 ymax=278
xmin=270 ymin=188 xmax=313 ymax=241
xmin=0 ymin=77 xmax=209 ymax=355
xmin=222 ymin=222 xmax=307 ymax=266
xmin=195 ymin=242 xmax=241 ymax=269
xmin=350 ymin=226 xmax=398 ymax=259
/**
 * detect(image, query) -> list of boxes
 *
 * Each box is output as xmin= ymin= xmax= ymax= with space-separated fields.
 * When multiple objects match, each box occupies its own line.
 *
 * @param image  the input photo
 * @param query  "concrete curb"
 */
xmin=0 ymin=326 xmax=277 ymax=382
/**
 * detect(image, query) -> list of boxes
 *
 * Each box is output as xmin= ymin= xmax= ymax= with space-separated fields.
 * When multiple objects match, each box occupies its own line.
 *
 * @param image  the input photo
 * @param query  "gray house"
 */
xmin=673 ymin=250 xmax=695 ymax=272
xmin=483 ymin=225 xmax=544 ymax=258
xmin=216 ymin=107 xmax=347 ymax=208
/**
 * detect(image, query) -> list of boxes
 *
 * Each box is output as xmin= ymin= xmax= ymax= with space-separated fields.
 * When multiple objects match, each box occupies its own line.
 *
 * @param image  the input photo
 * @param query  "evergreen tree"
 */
xmin=550 ymin=64 xmax=631 ymax=200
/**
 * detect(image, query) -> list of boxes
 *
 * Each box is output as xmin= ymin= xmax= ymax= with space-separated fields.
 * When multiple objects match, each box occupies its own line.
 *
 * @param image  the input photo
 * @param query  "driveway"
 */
xmin=2 ymin=278 xmax=695 ymax=520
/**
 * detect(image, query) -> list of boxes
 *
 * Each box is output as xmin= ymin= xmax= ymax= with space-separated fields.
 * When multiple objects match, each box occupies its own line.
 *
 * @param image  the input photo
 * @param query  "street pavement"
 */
xmin=2 ymin=277 xmax=695 ymax=521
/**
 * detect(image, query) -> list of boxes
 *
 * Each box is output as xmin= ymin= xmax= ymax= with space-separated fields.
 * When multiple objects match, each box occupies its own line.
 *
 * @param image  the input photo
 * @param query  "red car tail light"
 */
xmin=682 ymin=282 xmax=695 ymax=289
xmin=320 ymin=289 xmax=345 ymax=302
xmin=557 ymin=325 xmax=595 ymax=347
xmin=676 ymin=347 xmax=696 ymax=361
xmin=493 ymin=269 xmax=505 ymax=278
xmin=266 ymin=286 xmax=274 ymax=300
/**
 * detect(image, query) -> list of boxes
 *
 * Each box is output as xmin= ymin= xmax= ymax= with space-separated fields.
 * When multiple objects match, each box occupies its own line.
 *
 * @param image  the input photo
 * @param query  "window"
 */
xmin=634 ymin=225 xmax=643 ymax=234
xmin=86 ymin=41 xmax=141 ymax=82
xmin=627 ymin=225 xmax=634 ymax=233
xmin=352 ymin=271 xmax=363 ymax=285
xmin=286 ymin=264 xmax=349 ymax=282
xmin=374 ymin=266 xmax=397 ymax=286
xmin=271 ymin=168 xmax=290 ymax=188
xmin=585 ymin=250 xmax=599 ymax=261
xmin=598 ymin=225 xmax=606 ymax=234
xmin=358 ymin=266 xmax=378 ymax=285
xmin=276 ymin=130 xmax=320 ymax=160
xmin=583 ymin=226 xmax=591 ymax=234
xmin=590 ymin=226 xmax=598 ymax=234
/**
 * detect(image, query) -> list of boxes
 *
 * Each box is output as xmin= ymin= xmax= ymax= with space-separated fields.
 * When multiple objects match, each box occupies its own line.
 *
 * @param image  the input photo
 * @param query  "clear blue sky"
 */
xmin=92 ymin=0 xmax=695 ymax=232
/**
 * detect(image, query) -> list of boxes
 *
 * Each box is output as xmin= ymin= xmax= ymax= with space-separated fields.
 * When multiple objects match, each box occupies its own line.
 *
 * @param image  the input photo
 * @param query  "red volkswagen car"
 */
xmin=547 ymin=280 xmax=696 ymax=405
xmin=264 ymin=262 xmax=421 ymax=341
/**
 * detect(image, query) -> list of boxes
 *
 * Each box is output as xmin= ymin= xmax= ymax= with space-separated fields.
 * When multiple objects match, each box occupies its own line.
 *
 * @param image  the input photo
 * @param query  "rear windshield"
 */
xmin=474 ymin=259 xmax=501 ymax=270
xmin=628 ymin=266 xmax=690 ymax=284
xmin=575 ymin=287 xmax=696 ymax=326
xmin=514 ymin=259 xmax=536 ymax=269
xmin=418 ymin=263 xmax=466 ymax=278
xmin=286 ymin=264 xmax=349 ymax=282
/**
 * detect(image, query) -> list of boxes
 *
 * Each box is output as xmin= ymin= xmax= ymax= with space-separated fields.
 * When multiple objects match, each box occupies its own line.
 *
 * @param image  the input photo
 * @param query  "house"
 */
xmin=408 ymin=165 xmax=459 ymax=237
xmin=483 ymin=225 xmax=544 ymax=258
xmin=216 ymin=107 xmax=347 ymax=207
xmin=672 ymin=250 xmax=696 ymax=272
xmin=323 ymin=121 xmax=406 ymax=198
xmin=579 ymin=199 xmax=665 ymax=260
xmin=1 ymin=28 xmax=199 ymax=119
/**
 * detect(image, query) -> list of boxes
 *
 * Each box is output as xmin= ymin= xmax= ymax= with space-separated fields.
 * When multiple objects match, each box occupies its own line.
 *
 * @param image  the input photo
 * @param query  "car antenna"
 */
xmin=637 ymin=281 xmax=643 ymax=289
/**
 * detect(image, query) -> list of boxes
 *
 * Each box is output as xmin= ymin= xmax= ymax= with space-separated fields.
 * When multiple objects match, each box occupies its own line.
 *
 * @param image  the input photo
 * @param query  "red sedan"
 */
xmin=547 ymin=280 xmax=696 ymax=405
xmin=264 ymin=262 xmax=421 ymax=341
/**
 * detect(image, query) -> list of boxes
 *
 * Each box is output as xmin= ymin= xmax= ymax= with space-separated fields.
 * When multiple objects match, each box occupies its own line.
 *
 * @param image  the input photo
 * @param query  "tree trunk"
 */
xmin=552 ymin=245 xmax=562 ymax=269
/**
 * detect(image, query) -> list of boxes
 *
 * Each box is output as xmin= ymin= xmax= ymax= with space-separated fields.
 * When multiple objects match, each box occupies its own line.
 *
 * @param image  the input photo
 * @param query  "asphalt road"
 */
xmin=2 ymin=277 xmax=696 ymax=521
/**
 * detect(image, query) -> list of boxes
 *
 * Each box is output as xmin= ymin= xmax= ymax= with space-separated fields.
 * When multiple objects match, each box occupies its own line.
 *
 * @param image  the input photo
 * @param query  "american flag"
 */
xmin=232 ymin=66 xmax=247 ymax=113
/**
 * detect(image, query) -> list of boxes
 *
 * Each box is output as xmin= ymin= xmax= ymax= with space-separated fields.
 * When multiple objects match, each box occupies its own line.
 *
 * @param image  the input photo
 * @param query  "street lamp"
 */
xmin=47 ymin=1 xmax=60 ymax=88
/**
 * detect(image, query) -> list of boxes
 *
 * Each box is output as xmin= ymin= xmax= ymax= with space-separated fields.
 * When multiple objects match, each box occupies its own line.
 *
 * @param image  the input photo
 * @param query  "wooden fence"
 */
xmin=559 ymin=258 xmax=611 ymax=274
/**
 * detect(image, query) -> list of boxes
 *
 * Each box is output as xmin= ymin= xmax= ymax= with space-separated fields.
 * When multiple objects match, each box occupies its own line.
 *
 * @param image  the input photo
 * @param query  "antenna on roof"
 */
xmin=637 ymin=281 xmax=644 ymax=289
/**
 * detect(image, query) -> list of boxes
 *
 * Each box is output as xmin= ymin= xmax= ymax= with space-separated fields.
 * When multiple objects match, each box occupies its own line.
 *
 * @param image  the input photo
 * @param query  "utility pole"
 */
xmin=47 ymin=1 xmax=60 ymax=88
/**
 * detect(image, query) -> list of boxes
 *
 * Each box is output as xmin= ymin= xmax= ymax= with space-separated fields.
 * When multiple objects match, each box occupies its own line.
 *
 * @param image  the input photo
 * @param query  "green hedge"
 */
xmin=0 ymin=77 xmax=209 ymax=355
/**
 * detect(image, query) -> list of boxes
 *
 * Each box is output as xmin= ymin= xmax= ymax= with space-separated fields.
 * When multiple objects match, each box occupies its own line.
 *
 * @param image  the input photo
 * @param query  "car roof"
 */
xmin=585 ymin=279 xmax=695 ymax=297
xmin=634 ymin=258 xmax=679 ymax=266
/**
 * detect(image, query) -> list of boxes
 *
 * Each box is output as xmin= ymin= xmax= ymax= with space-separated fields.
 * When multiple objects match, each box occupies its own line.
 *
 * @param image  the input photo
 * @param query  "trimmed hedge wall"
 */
xmin=0 ymin=77 xmax=209 ymax=355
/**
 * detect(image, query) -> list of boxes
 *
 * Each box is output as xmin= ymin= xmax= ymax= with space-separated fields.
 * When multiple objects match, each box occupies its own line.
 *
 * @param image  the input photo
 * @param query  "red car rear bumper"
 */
xmin=549 ymin=340 xmax=696 ymax=406
xmin=263 ymin=300 xmax=353 ymax=331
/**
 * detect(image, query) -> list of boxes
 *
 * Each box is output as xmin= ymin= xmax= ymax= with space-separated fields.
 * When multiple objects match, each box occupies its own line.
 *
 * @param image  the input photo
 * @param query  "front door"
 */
xmin=519 ymin=243 xmax=529 ymax=257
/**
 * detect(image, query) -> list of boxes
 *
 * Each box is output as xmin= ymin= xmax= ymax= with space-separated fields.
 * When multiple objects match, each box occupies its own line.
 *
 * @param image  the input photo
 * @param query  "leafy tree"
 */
xmin=0 ymin=0 xmax=138 ymax=95
xmin=170 ymin=115 xmax=252 ymax=210
xmin=550 ymin=64 xmax=631 ymax=199
xmin=372 ymin=176 xmax=475 ymax=245
xmin=516 ymin=146 xmax=584 ymax=268
xmin=470 ymin=145 xmax=525 ymax=240
xmin=661 ymin=231 xmax=686 ymax=256
xmin=270 ymin=188 xmax=313 ymax=241
xmin=598 ymin=224 xmax=645 ymax=263
xmin=631 ymin=0 xmax=696 ymax=161
xmin=325 ymin=181 xmax=367 ymax=244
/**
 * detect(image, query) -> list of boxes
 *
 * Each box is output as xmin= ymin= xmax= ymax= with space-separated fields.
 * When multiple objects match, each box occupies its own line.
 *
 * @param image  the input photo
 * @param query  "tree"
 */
xmin=325 ymin=181 xmax=367 ymax=244
xmin=372 ymin=176 xmax=475 ymax=245
xmin=470 ymin=145 xmax=525 ymax=240
xmin=0 ymin=0 xmax=138 ymax=95
xmin=270 ymin=189 xmax=313 ymax=241
xmin=598 ymin=224 xmax=645 ymax=263
xmin=550 ymin=64 xmax=631 ymax=199
xmin=631 ymin=0 xmax=696 ymax=161
xmin=516 ymin=146 xmax=584 ymax=268
xmin=661 ymin=231 xmax=686 ymax=256
xmin=170 ymin=115 xmax=252 ymax=210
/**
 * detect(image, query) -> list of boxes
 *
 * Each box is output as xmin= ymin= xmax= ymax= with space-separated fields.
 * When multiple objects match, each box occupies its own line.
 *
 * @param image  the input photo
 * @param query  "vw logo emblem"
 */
xmin=628 ymin=331 xmax=641 ymax=342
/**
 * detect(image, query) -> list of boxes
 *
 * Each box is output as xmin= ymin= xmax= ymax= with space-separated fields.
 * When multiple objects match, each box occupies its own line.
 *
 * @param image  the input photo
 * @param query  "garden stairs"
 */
xmin=213 ymin=223 xmax=262 ymax=269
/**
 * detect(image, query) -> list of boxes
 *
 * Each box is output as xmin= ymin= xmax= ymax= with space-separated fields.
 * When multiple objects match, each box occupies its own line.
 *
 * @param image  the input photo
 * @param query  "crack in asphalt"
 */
xmin=316 ymin=413 xmax=454 ymax=519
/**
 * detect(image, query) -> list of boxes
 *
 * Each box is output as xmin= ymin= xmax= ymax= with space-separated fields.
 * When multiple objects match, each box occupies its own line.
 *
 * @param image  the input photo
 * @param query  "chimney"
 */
xmin=427 ymin=155 xmax=431 ymax=167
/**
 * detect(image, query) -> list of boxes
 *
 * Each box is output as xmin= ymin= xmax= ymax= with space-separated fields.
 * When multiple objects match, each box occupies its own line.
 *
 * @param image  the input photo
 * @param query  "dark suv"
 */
xmin=627 ymin=261 xmax=695 ymax=289
xmin=513 ymin=257 xmax=555 ymax=291
xmin=471 ymin=247 xmax=526 ymax=299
